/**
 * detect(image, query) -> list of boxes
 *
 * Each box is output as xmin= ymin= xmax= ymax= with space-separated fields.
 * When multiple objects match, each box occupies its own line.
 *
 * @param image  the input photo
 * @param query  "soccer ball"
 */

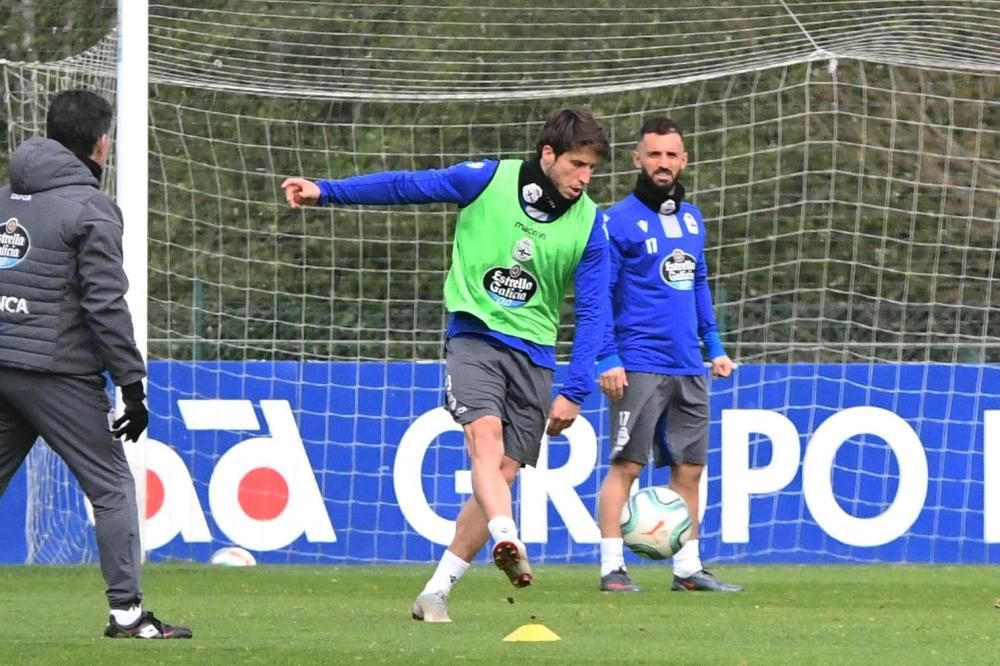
xmin=620 ymin=486 xmax=692 ymax=560
xmin=209 ymin=546 xmax=257 ymax=567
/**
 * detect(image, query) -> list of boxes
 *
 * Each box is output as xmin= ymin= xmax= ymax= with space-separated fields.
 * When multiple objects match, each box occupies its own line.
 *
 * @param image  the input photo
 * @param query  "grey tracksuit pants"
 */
xmin=0 ymin=367 xmax=142 ymax=608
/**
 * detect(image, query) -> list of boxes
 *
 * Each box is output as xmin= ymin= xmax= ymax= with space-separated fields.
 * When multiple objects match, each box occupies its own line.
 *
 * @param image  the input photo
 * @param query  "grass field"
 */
xmin=0 ymin=564 xmax=997 ymax=664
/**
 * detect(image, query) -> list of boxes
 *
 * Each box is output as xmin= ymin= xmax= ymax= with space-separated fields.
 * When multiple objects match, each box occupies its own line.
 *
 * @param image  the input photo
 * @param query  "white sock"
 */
xmin=487 ymin=515 xmax=519 ymax=545
xmin=110 ymin=604 xmax=142 ymax=626
xmin=421 ymin=549 xmax=470 ymax=596
xmin=672 ymin=539 xmax=702 ymax=578
xmin=600 ymin=537 xmax=626 ymax=577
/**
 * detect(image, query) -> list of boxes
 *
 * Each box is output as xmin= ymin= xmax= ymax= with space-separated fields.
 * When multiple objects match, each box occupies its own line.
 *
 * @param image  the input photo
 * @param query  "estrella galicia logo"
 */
xmin=483 ymin=264 xmax=538 ymax=308
xmin=660 ymin=249 xmax=696 ymax=290
xmin=0 ymin=218 xmax=29 ymax=269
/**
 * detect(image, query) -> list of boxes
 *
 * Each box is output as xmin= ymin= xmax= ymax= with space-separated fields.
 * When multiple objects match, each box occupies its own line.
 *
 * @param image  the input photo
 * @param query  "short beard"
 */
xmin=638 ymin=168 xmax=675 ymax=196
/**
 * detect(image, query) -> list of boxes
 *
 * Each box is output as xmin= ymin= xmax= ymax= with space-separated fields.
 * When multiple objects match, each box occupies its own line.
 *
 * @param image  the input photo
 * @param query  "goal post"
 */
xmin=116 ymin=0 xmax=150 ymax=559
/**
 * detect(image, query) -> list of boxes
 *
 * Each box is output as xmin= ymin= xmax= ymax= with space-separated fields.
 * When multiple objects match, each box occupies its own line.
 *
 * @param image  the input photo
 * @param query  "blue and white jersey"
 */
xmin=598 ymin=194 xmax=725 ymax=376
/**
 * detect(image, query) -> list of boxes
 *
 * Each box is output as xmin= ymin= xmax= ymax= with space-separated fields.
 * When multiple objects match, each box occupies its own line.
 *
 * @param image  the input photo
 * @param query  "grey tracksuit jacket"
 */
xmin=0 ymin=137 xmax=144 ymax=386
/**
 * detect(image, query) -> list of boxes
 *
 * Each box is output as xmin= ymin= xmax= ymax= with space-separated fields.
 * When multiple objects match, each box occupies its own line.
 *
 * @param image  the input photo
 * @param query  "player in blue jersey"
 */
xmin=595 ymin=118 xmax=743 ymax=593
xmin=281 ymin=108 xmax=611 ymax=621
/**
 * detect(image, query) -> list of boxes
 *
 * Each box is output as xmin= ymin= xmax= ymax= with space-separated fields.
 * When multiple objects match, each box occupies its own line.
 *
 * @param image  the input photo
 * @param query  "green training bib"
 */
xmin=443 ymin=159 xmax=597 ymax=345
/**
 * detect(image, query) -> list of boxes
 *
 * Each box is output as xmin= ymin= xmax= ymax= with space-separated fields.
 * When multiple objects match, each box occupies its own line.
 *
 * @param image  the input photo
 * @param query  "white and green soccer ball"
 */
xmin=620 ymin=486 xmax=692 ymax=560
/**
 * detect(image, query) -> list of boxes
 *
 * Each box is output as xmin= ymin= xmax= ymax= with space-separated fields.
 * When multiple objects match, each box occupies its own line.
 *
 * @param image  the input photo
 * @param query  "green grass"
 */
xmin=0 ymin=564 xmax=997 ymax=664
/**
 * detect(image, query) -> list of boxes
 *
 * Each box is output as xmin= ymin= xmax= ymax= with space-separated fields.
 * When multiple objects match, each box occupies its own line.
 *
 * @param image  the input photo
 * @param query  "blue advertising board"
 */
xmin=1 ymin=362 xmax=998 ymax=565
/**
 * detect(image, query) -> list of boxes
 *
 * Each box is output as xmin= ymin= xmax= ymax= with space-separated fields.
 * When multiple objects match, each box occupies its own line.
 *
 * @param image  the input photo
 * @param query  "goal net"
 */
xmin=3 ymin=0 xmax=999 ymax=565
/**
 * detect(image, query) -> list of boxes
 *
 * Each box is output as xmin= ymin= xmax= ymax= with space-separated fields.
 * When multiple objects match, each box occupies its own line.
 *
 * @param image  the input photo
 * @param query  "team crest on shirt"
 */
xmin=0 ymin=218 xmax=30 ymax=269
xmin=660 ymin=249 xmax=696 ymax=290
xmin=512 ymin=237 xmax=534 ymax=262
xmin=483 ymin=263 xmax=538 ymax=308
xmin=521 ymin=183 xmax=543 ymax=204
xmin=683 ymin=212 xmax=699 ymax=234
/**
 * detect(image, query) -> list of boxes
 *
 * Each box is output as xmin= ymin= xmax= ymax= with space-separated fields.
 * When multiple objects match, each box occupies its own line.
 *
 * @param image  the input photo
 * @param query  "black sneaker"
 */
xmin=672 ymin=569 xmax=743 ymax=592
xmin=104 ymin=610 xmax=193 ymax=639
xmin=600 ymin=567 xmax=642 ymax=592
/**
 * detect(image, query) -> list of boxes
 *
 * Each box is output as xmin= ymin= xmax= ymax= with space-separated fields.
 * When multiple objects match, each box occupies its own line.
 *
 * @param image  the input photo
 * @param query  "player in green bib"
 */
xmin=282 ymin=108 xmax=610 ymax=622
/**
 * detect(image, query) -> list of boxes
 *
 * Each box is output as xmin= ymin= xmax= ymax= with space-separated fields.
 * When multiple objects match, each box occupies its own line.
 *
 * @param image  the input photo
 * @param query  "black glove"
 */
xmin=112 ymin=381 xmax=149 ymax=442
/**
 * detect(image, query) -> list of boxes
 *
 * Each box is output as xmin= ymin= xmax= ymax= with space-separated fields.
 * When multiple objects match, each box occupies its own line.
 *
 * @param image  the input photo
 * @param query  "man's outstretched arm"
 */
xmin=281 ymin=160 xmax=498 ymax=208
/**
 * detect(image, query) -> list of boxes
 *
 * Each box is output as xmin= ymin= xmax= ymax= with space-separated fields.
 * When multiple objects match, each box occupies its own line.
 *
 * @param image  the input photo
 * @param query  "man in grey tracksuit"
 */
xmin=0 ymin=90 xmax=191 ymax=639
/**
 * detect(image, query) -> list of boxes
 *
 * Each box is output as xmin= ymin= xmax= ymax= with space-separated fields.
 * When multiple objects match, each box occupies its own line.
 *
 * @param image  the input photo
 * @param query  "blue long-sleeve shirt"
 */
xmin=597 ymin=194 xmax=726 ymax=375
xmin=316 ymin=159 xmax=608 ymax=403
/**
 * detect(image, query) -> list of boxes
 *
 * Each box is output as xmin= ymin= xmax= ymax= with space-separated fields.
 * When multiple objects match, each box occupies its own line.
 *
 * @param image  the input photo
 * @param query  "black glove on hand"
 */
xmin=113 ymin=381 xmax=149 ymax=442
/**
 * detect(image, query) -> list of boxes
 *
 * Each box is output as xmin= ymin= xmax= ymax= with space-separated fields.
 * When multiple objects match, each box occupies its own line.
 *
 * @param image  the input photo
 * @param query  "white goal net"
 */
xmin=3 ymin=0 xmax=999 ymax=565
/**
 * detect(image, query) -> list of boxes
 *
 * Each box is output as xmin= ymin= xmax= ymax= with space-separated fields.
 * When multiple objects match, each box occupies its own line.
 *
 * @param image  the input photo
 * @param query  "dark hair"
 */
xmin=535 ymin=106 xmax=610 ymax=159
xmin=46 ymin=89 xmax=113 ymax=158
xmin=637 ymin=117 xmax=684 ymax=142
